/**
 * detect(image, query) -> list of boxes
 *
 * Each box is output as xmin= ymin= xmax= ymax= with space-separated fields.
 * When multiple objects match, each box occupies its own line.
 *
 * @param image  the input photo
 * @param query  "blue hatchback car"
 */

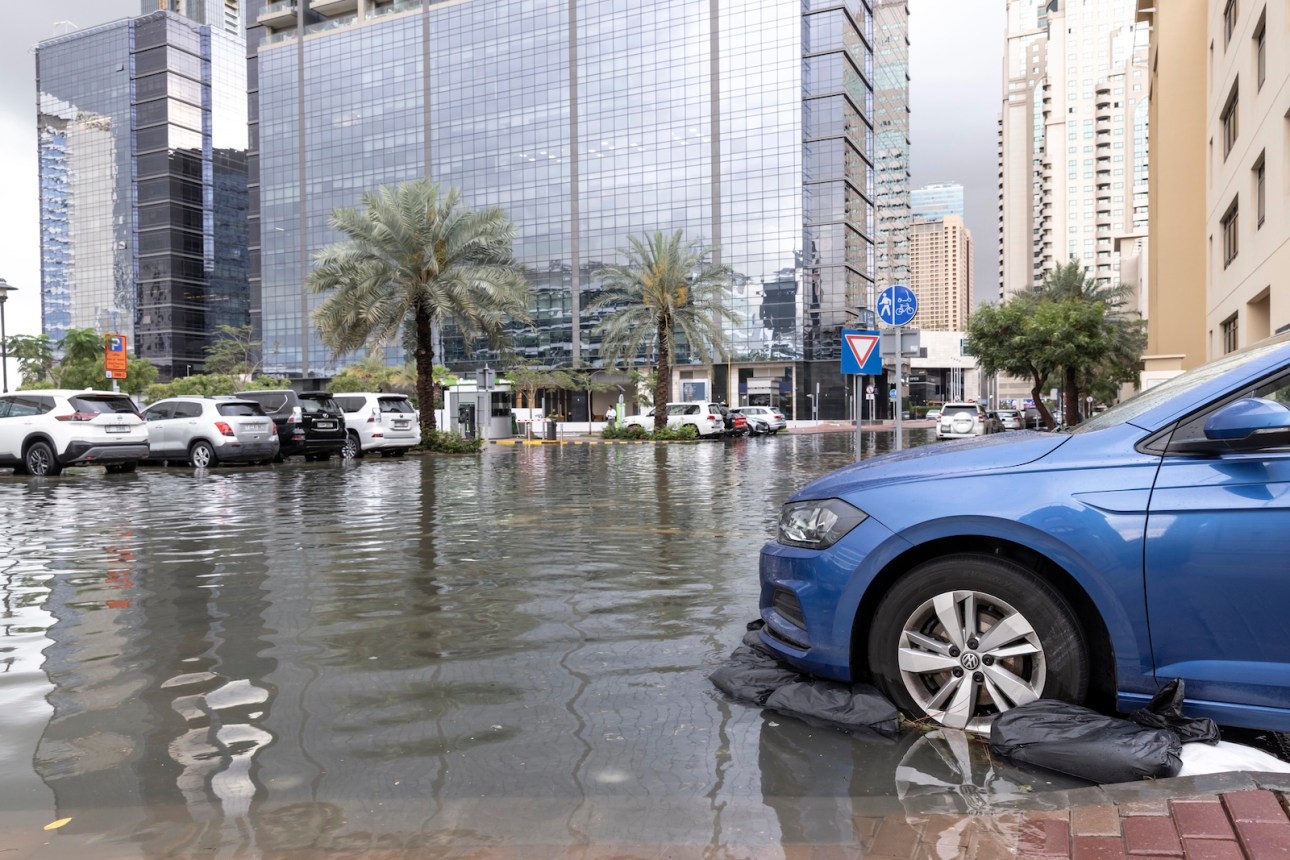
xmin=760 ymin=333 xmax=1290 ymax=734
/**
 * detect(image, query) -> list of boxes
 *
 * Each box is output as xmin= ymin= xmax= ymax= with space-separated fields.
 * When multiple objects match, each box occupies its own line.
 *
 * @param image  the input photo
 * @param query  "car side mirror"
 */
xmin=1187 ymin=397 xmax=1290 ymax=452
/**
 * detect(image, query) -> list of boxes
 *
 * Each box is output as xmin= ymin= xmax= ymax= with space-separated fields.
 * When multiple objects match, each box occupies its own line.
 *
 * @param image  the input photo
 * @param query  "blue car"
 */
xmin=760 ymin=333 xmax=1290 ymax=734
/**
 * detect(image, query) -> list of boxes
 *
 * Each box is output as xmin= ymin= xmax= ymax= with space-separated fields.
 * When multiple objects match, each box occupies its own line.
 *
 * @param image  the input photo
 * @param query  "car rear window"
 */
xmin=378 ymin=397 xmax=415 ymax=414
xmin=300 ymin=397 xmax=340 ymax=414
xmin=69 ymin=394 xmax=138 ymax=414
xmin=217 ymin=402 xmax=266 ymax=417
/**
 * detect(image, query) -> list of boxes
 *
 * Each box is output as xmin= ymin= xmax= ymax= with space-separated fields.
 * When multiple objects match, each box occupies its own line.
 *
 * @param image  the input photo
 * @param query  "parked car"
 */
xmin=234 ymin=389 xmax=346 ymax=461
xmin=728 ymin=411 xmax=750 ymax=437
xmin=731 ymin=405 xmax=787 ymax=435
xmin=925 ymin=408 xmax=941 ymax=422
xmin=618 ymin=402 xmax=725 ymax=437
xmin=935 ymin=401 xmax=993 ymax=439
xmin=983 ymin=411 xmax=1005 ymax=434
xmin=333 ymin=393 xmax=421 ymax=458
xmin=759 ymin=331 xmax=1290 ymax=734
xmin=665 ymin=401 xmax=726 ymax=437
xmin=0 ymin=390 xmax=148 ymax=476
xmin=995 ymin=408 xmax=1025 ymax=430
xmin=1024 ymin=407 xmax=1045 ymax=429
xmin=142 ymin=396 xmax=278 ymax=467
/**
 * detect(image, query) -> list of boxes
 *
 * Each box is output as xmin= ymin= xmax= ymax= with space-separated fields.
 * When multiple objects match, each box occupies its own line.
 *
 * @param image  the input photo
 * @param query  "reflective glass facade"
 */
xmin=872 ymin=0 xmax=909 ymax=298
xmin=911 ymin=182 xmax=965 ymax=221
xmin=37 ymin=12 xmax=249 ymax=378
xmin=256 ymin=0 xmax=873 ymax=418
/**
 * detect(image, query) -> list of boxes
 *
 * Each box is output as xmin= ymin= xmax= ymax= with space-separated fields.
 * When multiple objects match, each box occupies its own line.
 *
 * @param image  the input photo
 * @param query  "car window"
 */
xmin=4 ymin=396 xmax=48 ymax=418
xmin=0 ymin=398 xmax=9 ymax=418
xmin=172 ymin=402 xmax=202 ymax=419
xmin=300 ymin=396 xmax=341 ymax=414
xmin=333 ymin=396 xmax=362 ymax=413
xmin=1164 ymin=368 xmax=1290 ymax=450
xmin=237 ymin=392 xmax=289 ymax=413
xmin=217 ymin=402 xmax=265 ymax=417
xmin=70 ymin=394 xmax=137 ymax=414
xmin=144 ymin=404 xmax=172 ymax=421
xmin=379 ymin=397 xmax=415 ymax=414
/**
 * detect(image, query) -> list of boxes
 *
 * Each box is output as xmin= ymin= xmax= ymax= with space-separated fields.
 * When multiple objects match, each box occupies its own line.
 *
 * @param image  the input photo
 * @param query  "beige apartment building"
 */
xmin=910 ymin=215 xmax=974 ymax=332
xmin=1136 ymin=0 xmax=1287 ymax=383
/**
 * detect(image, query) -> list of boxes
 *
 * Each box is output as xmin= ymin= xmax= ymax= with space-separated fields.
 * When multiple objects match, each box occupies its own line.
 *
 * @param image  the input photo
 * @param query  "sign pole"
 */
xmin=854 ymin=374 xmax=862 ymax=460
xmin=894 ymin=325 xmax=903 ymax=452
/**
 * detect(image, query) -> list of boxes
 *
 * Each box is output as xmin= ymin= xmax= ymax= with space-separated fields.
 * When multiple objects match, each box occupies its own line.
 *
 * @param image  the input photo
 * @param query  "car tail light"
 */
xmin=215 ymin=421 xmax=235 ymax=437
xmin=271 ymin=423 xmax=279 ymax=437
xmin=367 ymin=408 xmax=378 ymax=424
xmin=56 ymin=411 xmax=99 ymax=422
xmin=290 ymin=406 xmax=302 ymax=422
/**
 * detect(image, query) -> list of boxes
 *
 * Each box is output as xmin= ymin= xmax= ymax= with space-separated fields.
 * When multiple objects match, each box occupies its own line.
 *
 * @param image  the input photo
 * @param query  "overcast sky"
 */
xmin=0 ymin=0 xmax=1004 ymax=346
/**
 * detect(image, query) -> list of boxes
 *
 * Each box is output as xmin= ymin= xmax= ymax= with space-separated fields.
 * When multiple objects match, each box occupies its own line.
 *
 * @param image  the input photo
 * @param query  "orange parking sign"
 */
xmin=104 ymin=334 xmax=128 ymax=379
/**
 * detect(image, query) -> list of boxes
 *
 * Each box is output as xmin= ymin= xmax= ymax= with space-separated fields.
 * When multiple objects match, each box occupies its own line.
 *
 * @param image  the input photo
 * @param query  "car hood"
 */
xmin=789 ymin=431 xmax=1070 ymax=502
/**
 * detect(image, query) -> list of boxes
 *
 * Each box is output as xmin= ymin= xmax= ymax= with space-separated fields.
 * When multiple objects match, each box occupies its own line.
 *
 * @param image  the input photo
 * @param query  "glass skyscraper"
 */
xmin=250 ymin=0 xmax=874 ymax=419
xmin=911 ymin=182 xmax=965 ymax=221
xmin=872 ymin=0 xmax=910 ymax=298
xmin=37 ymin=11 xmax=249 ymax=378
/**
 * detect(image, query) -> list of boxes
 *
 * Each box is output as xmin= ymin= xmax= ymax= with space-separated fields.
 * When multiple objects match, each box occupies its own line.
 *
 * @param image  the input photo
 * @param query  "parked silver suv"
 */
xmin=730 ymin=405 xmax=787 ymax=435
xmin=143 ymin=396 xmax=279 ymax=467
xmin=332 ymin=393 xmax=421 ymax=458
xmin=936 ymin=401 xmax=994 ymax=439
xmin=0 ymin=390 xmax=149 ymax=476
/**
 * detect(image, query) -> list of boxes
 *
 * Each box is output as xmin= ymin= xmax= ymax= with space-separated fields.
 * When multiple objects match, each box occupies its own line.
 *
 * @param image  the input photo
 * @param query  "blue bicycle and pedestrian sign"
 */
xmin=876 ymin=284 xmax=918 ymax=327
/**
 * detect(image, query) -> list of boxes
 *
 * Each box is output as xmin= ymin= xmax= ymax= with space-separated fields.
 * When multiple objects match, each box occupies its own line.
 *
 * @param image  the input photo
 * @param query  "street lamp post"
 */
xmin=0 ymin=278 xmax=16 ymax=393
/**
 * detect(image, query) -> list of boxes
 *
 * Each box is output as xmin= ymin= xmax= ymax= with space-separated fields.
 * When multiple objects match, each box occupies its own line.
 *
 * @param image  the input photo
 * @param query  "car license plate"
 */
xmin=315 ymin=420 xmax=335 ymax=430
xmin=105 ymin=424 xmax=130 ymax=434
xmin=393 ymin=420 xmax=408 ymax=429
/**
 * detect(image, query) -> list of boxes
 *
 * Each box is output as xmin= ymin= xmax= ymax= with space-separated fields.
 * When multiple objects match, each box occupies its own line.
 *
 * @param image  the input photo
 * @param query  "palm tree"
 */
xmin=588 ymin=231 xmax=737 ymax=431
xmin=309 ymin=179 xmax=531 ymax=437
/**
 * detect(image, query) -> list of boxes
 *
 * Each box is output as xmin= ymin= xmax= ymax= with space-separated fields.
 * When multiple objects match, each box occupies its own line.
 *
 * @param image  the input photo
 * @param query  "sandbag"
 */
xmin=764 ymin=680 xmax=900 ymax=737
xmin=708 ymin=641 xmax=803 ymax=705
xmin=1179 ymin=741 xmax=1290 ymax=776
xmin=989 ymin=699 xmax=1182 ymax=784
xmin=1129 ymin=679 xmax=1220 ymax=744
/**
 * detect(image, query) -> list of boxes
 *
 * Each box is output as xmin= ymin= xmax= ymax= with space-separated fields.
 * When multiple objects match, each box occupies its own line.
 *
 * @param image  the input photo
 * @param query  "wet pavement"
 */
xmin=0 ymin=429 xmax=1285 ymax=859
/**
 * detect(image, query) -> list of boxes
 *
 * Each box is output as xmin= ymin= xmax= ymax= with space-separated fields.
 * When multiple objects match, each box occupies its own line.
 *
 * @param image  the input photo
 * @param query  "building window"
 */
xmin=1254 ymin=10 xmax=1266 ymax=90
xmin=1221 ymin=81 xmax=1239 ymax=158
xmin=1221 ymin=197 xmax=1239 ymax=267
xmin=1255 ymin=152 xmax=1266 ymax=228
xmin=1223 ymin=314 xmax=1239 ymax=354
xmin=1224 ymin=0 xmax=1238 ymax=46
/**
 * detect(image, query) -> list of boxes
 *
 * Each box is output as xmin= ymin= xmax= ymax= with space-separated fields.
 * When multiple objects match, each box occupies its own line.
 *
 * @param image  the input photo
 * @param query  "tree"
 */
xmin=968 ymin=261 xmax=1147 ymax=428
xmin=504 ymin=361 xmax=573 ymax=433
xmin=1027 ymin=261 xmax=1146 ymax=423
xmin=4 ymin=334 xmax=56 ymax=385
xmin=309 ymin=179 xmax=532 ymax=439
xmin=204 ymin=324 xmax=262 ymax=378
xmin=588 ymin=231 xmax=737 ymax=431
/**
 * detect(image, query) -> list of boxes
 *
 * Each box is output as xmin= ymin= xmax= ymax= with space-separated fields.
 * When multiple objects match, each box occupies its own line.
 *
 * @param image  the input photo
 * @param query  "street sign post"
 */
xmin=876 ymin=286 xmax=918 ymax=451
xmin=841 ymin=329 xmax=881 ymax=460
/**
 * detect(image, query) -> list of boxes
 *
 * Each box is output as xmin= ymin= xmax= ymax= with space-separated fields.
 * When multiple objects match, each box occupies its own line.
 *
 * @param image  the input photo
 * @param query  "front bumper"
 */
xmin=758 ymin=514 xmax=902 ymax=682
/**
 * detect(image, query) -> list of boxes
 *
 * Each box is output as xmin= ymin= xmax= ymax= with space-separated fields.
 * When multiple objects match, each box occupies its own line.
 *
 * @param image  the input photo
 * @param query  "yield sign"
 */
xmin=841 ymin=329 xmax=882 ymax=375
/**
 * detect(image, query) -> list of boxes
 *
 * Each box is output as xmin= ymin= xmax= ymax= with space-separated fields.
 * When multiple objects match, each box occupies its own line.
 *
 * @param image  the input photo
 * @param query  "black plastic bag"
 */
xmin=1130 ymin=679 xmax=1220 ymax=744
xmin=764 ymin=680 xmax=900 ymax=737
xmin=709 ymin=642 xmax=803 ymax=705
xmin=989 ymin=699 xmax=1182 ymax=784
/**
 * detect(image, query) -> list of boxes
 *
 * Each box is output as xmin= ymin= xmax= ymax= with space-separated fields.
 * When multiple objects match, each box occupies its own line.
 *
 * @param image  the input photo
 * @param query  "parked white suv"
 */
xmin=936 ymin=401 xmax=994 ymax=440
xmin=332 ymin=393 xmax=421 ymax=458
xmin=142 ymin=396 xmax=279 ymax=467
xmin=620 ymin=401 xmax=725 ymax=438
xmin=0 ymin=390 xmax=149 ymax=476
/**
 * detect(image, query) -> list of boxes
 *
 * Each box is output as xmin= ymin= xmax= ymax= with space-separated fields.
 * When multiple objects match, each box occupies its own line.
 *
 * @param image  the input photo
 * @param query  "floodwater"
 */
xmin=0 ymin=430 xmax=1087 ymax=859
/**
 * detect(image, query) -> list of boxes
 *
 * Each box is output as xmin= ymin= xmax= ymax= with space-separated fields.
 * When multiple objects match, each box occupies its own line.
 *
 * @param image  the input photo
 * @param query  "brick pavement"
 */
xmin=837 ymin=777 xmax=1290 ymax=860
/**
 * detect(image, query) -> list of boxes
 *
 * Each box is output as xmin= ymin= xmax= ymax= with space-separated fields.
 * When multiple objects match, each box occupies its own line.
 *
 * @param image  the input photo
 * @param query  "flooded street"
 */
xmin=0 ymin=431 xmax=1087 ymax=858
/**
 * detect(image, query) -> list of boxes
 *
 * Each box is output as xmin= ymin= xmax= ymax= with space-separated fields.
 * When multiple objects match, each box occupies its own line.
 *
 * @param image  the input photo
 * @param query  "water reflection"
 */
xmin=0 ymin=430 xmax=1099 ymax=856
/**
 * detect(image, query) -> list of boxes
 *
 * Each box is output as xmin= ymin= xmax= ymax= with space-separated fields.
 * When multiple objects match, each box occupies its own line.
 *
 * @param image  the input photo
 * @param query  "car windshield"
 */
xmin=69 ymin=395 xmax=138 ymax=414
xmin=300 ymin=397 xmax=339 ymax=414
xmin=1072 ymin=333 xmax=1290 ymax=434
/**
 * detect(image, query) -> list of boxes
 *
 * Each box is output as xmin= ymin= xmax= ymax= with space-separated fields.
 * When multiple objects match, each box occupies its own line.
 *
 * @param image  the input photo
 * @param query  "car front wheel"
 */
xmin=867 ymin=554 xmax=1088 ymax=734
xmin=24 ymin=441 xmax=62 ymax=477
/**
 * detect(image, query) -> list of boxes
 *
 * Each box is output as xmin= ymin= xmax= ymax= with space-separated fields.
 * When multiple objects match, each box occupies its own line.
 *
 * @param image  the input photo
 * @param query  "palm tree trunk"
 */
xmin=1063 ymin=366 xmax=1079 ymax=426
xmin=654 ymin=320 xmax=671 ymax=432
xmin=414 ymin=303 xmax=438 ymax=435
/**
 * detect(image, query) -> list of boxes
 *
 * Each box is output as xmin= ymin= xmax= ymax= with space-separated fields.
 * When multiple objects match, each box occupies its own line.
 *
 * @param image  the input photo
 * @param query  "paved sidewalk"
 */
xmin=855 ymin=773 xmax=1290 ymax=860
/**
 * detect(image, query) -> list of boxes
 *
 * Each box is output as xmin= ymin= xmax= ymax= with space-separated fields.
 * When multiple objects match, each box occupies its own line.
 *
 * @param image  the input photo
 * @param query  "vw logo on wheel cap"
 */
xmin=960 ymin=652 xmax=980 ymax=671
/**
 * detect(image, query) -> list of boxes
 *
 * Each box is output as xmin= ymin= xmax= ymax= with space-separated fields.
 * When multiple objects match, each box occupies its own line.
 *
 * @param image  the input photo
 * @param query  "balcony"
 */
xmin=312 ymin=0 xmax=357 ymax=14
xmin=370 ymin=0 xmax=422 ymax=18
xmin=257 ymin=0 xmax=298 ymax=27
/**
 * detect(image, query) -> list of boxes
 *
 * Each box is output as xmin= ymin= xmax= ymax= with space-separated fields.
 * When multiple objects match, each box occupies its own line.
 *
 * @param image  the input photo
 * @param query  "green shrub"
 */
xmin=422 ymin=430 xmax=482 ymax=454
xmin=600 ymin=422 xmax=697 ymax=442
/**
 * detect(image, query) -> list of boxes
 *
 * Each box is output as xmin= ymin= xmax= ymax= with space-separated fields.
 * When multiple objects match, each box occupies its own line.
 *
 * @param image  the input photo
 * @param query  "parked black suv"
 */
xmin=234 ymin=390 xmax=346 ymax=461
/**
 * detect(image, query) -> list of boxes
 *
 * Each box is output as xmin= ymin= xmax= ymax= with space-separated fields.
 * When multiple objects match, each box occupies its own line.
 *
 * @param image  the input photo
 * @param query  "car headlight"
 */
xmin=778 ymin=498 xmax=868 ymax=549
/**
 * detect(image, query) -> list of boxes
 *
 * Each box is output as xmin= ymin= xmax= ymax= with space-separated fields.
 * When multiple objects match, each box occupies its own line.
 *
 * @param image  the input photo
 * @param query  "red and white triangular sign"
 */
xmin=844 ymin=332 xmax=880 ymax=367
